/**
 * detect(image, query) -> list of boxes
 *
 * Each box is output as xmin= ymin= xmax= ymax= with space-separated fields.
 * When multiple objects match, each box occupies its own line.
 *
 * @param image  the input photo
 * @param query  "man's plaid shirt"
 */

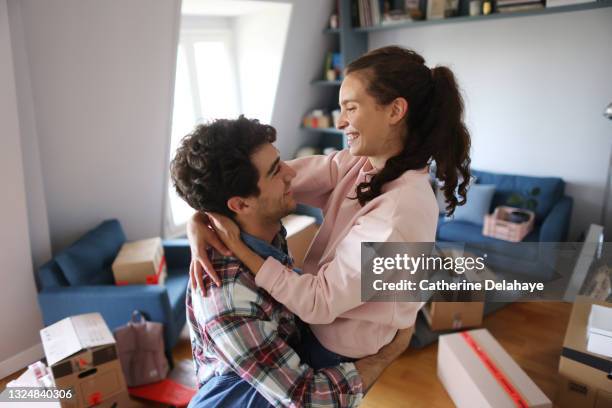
xmin=186 ymin=231 xmax=363 ymax=407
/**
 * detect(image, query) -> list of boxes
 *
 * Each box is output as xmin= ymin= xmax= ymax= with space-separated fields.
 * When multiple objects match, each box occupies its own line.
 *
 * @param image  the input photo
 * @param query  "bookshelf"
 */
xmin=298 ymin=0 xmax=610 ymax=222
xmin=300 ymin=0 xmax=367 ymax=150
xmin=301 ymin=0 xmax=611 ymax=149
xmin=295 ymin=1 xmax=365 ymax=222
xmin=353 ymin=0 xmax=612 ymax=32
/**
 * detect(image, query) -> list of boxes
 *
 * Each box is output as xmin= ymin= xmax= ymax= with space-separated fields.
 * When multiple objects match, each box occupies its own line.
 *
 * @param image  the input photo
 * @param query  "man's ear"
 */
xmin=389 ymin=97 xmax=409 ymax=125
xmin=227 ymin=196 xmax=252 ymax=215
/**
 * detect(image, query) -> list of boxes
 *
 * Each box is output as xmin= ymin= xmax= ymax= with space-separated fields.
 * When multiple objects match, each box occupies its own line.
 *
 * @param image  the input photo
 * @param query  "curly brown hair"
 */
xmin=170 ymin=116 xmax=276 ymax=218
xmin=346 ymin=46 xmax=472 ymax=216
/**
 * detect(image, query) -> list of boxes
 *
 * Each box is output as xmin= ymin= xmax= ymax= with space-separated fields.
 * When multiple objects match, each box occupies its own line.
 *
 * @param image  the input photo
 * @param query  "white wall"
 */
xmin=0 ymin=0 xmax=44 ymax=378
xmin=7 ymin=0 xmax=51 ymax=271
xmin=270 ymin=0 xmax=339 ymax=159
xmin=369 ymin=9 xmax=612 ymax=240
xmin=18 ymin=0 xmax=181 ymax=252
xmin=234 ymin=3 xmax=292 ymax=123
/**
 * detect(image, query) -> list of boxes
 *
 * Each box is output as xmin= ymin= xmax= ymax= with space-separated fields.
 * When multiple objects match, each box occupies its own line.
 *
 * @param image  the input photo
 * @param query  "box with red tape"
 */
xmin=112 ymin=237 xmax=167 ymax=285
xmin=40 ymin=313 xmax=132 ymax=407
xmin=437 ymin=328 xmax=552 ymax=408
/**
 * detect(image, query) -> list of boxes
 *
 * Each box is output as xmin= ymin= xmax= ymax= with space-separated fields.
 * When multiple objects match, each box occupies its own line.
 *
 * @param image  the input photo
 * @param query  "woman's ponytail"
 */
xmin=346 ymin=47 xmax=471 ymax=215
xmin=429 ymin=66 xmax=471 ymax=216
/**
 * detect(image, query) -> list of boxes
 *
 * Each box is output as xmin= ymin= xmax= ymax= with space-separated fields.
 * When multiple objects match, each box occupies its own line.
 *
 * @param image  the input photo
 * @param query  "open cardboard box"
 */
xmin=40 ymin=313 xmax=134 ymax=408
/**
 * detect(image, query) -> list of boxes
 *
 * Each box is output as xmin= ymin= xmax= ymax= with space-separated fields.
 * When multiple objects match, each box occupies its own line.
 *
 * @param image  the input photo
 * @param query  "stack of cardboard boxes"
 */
xmin=557 ymin=298 xmax=612 ymax=408
xmin=40 ymin=313 xmax=135 ymax=407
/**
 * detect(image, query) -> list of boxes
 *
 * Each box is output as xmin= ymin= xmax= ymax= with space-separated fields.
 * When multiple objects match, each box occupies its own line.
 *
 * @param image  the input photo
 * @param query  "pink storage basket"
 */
xmin=482 ymin=206 xmax=535 ymax=242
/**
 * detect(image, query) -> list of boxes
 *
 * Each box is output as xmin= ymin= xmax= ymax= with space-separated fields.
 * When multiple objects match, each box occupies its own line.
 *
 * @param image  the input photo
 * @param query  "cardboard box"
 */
xmin=438 ymin=328 xmax=552 ymax=407
xmin=82 ymin=390 xmax=136 ymax=408
xmin=587 ymin=304 xmax=612 ymax=358
xmin=283 ymin=215 xmax=318 ymax=269
xmin=558 ymin=298 xmax=612 ymax=407
xmin=4 ymin=362 xmax=61 ymax=408
xmin=423 ymin=246 xmax=494 ymax=331
xmin=423 ymin=301 xmax=484 ymax=331
xmin=112 ymin=237 xmax=167 ymax=285
xmin=40 ymin=313 xmax=129 ymax=408
xmin=556 ymin=375 xmax=612 ymax=408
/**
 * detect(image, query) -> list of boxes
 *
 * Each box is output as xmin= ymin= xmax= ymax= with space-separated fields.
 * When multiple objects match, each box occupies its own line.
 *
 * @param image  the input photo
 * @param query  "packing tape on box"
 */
xmin=146 ymin=255 xmax=166 ymax=284
xmin=460 ymin=331 xmax=529 ymax=408
xmin=88 ymin=391 xmax=102 ymax=406
xmin=116 ymin=255 xmax=166 ymax=286
xmin=561 ymin=347 xmax=612 ymax=376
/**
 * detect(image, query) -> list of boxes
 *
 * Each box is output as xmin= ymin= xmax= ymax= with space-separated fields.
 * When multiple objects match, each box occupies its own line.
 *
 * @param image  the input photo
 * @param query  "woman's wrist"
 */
xmin=233 ymin=241 xmax=265 ymax=275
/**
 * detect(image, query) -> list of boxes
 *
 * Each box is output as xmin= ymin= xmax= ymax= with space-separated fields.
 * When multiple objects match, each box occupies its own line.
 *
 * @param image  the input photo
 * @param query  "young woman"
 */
xmin=188 ymin=46 xmax=471 ymax=366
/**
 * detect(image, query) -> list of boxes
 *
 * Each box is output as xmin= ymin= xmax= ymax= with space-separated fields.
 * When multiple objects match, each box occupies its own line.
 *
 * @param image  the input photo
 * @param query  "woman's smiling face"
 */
xmin=337 ymin=72 xmax=407 ymax=168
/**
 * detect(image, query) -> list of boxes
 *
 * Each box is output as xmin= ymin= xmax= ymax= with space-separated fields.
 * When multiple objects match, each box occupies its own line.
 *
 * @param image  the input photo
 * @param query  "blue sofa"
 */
xmin=36 ymin=219 xmax=190 ymax=354
xmin=436 ymin=169 xmax=573 ymax=281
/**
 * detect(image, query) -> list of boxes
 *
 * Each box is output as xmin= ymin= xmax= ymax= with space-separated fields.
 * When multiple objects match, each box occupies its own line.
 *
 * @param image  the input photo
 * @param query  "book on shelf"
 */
xmin=427 ymin=0 xmax=446 ymax=19
xmin=364 ymin=0 xmax=372 ymax=26
xmin=381 ymin=13 xmax=415 ymax=25
xmin=352 ymin=0 xmax=420 ymax=28
xmin=357 ymin=0 xmax=365 ymax=26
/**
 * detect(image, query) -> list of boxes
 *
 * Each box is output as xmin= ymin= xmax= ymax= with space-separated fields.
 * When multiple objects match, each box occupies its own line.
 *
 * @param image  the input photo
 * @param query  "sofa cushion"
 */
xmin=449 ymin=184 xmax=495 ymax=226
xmin=165 ymin=274 xmax=189 ymax=326
xmin=55 ymin=219 xmax=126 ymax=286
xmin=37 ymin=260 xmax=69 ymax=289
xmin=472 ymin=170 xmax=564 ymax=223
xmin=433 ymin=176 xmax=477 ymax=215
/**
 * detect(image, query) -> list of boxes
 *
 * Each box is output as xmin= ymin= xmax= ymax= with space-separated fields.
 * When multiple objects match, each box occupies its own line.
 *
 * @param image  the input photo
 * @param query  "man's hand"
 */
xmin=354 ymin=327 xmax=414 ymax=393
xmin=187 ymin=212 xmax=232 ymax=294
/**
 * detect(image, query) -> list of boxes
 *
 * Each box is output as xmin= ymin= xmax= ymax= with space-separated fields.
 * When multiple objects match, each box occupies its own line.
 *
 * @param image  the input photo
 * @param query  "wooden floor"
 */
xmin=360 ymin=302 xmax=572 ymax=407
xmin=0 ymin=302 xmax=571 ymax=407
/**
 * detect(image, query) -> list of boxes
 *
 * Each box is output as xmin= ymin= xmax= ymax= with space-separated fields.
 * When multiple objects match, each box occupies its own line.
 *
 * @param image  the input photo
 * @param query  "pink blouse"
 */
xmin=254 ymin=149 xmax=438 ymax=358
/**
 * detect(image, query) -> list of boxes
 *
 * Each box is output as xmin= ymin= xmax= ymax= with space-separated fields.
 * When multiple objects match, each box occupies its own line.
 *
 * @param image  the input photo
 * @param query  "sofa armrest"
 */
xmin=539 ymin=196 xmax=573 ymax=242
xmin=37 ymin=285 xmax=175 ymax=341
xmin=163 ymin=239 xmax=191 ymax=272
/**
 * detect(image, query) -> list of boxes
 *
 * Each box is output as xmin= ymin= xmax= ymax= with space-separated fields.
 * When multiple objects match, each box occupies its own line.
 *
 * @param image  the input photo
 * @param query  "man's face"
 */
xmin=247 ymin=143 xmax=297 ymax=222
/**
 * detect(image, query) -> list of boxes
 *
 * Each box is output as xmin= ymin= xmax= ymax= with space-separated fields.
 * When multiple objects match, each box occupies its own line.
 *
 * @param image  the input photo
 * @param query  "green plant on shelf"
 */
xmin=506 ymin=187 xmax=540 ymax=211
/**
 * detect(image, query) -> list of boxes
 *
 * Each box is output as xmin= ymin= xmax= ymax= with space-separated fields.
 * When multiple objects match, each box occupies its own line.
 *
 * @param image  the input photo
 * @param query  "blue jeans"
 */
xmin=298 ymin=324 xmax=356 ymax=370
xmin=188 ymin=372 xmax=273 ymax=408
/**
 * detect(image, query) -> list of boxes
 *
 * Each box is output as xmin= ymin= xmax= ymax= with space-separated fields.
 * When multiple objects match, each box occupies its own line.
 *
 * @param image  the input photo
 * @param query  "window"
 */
xmin=166 ymin=27 xmax=240 ymax=237
xmin=164 ymin=4 xmax=291 ymax=237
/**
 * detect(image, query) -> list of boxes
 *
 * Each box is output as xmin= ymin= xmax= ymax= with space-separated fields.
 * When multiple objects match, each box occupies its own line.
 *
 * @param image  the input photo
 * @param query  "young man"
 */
xmin=170 ymin=116 xmax=411 ymax=407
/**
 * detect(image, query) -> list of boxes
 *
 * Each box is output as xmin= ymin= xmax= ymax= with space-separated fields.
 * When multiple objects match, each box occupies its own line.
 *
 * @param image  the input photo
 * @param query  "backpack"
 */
xmin=113 ymin=311 xmax=169 ymax=387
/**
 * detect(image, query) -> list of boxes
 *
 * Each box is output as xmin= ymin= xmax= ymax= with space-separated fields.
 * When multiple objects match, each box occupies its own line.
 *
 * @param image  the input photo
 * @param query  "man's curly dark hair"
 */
xmin=170 ymin=116 xmax=277 ymax=218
